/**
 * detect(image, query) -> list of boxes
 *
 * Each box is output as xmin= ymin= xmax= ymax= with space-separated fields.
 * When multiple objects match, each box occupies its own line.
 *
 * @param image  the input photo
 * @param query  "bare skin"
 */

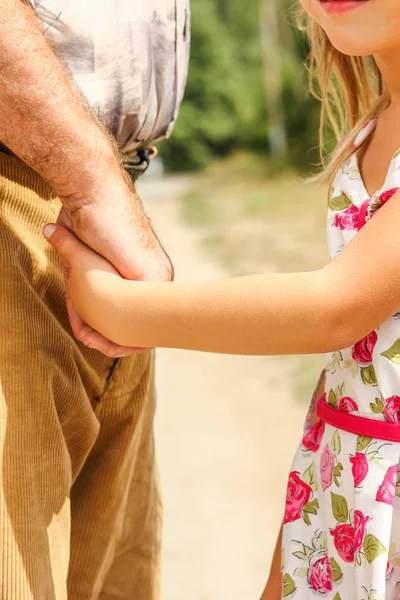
xmin=43 ymin=178 xmax=400 ymax=355
xmin=259 ymin=526 xmax=283 ymax=600
xmin=0 ymin=0 xmax=173 ymax=357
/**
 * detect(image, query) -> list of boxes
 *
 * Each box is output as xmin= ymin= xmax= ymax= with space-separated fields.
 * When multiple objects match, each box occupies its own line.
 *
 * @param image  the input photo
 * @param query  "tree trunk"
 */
xmin=260 ymin=0 xmax=287 ymax=155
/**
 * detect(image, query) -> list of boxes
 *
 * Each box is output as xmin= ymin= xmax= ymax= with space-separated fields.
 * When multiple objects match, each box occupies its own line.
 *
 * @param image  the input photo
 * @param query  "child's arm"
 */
xmin=44 ymin=191 xmax=400 ymax=355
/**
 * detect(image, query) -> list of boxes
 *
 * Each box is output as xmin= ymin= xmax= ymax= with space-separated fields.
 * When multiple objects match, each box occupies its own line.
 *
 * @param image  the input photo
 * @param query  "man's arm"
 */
xmin=0 ymin=0 xmax=121 ymax=198
xmin=0 ymin=0 xmax=173 ymax=357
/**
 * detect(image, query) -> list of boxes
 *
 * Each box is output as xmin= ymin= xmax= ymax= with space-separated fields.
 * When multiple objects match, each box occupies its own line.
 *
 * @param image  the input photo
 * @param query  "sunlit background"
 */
xmin=137 ymin=1 xmax=329 ymax=598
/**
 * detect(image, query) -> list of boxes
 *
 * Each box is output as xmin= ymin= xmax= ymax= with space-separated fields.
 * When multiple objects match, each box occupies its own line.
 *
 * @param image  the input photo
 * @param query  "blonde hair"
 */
xmin=297 ymin=7 xmax=390 ymax=181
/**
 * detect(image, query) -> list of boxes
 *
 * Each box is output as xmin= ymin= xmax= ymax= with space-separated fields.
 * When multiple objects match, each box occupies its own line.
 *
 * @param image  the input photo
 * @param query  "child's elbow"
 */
xmin=324 ymin=302 xmax=371 ymax=354
xmin=317 ymin=268 xmax=375 ymax=353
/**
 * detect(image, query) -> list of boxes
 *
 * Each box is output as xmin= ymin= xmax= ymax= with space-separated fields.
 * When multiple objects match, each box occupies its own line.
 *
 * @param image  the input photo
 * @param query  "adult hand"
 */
xmin=57 ymin=175 xmax=174 ymax=357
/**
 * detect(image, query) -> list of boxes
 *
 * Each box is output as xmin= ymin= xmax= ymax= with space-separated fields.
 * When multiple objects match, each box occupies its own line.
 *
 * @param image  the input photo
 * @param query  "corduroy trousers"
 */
xmin=0 ymin=152 xmax=162 ymax=599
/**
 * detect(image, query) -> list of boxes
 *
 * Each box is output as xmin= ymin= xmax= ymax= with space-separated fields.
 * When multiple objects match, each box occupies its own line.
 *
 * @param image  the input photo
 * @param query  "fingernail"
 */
xmin=43 ymin=224 xmax=57 ymax=239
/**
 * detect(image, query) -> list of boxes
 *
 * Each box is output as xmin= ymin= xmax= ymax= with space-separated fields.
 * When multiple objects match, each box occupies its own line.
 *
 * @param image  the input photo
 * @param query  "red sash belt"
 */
xmin=317 ymin=397 xmax=400 ymax=442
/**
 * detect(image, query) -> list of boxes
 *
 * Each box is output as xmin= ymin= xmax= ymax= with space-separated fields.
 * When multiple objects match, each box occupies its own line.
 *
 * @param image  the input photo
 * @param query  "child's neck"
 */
xmin=358 ymin=106 xmax=400 ymax=198
xmin=355 ymin=50 xmax=400 ymax=197
xmin=375 ymin=50 xmax=400 ymax=108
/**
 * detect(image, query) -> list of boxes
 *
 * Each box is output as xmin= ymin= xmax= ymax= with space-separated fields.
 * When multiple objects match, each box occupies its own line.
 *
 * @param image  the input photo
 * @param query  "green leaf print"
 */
xmin=330 ymin=430 xmax=342 ymax=456
xmin=331 ymin=492 xmax=349 ymax=523
xmin=302 ymin=462 xmax=318 ymax=492
xmin=302 ymin=511 xmax=311 ymax=526
xmin=294 ymin=566 xmax=308 ymax=578
xmin=333 ymin=593 xmax=342 ymax=600
xmin=381 ymin=339 xmax=400 ymax=366
xmin=342 ymin=163 xmax=361 ymax=180
xmin=293 ymin=551 xmax=308 ymax=561
xmin=370 ymin=397 xmax=385 ymax=414
xmin=360 ymin=365 xmax=378 ymax=387
xmin=366 ymin=451 xmax=380 ymax=462
xmin=330 ymin=557 xmax=343 ymax=582
xmin=368 ymin=193 xmax=380 ymax=212
xmin=357 ymin=436 xmax=373 ymax=451
xmin=326 ymin=354 xmax=339 ymax=374
xmin=282 ymin=573 xmax=296 ymax=598
xmin=303 ymin=499 xmax=319 ymax=516
xmin=330 ymin=193 xmax=352 ymax=212
xmin=328 ymin=389 xmax=338 ymax=408
xmin=343 ymin=359 xmax=353 ymax=370
xmin=333 ymin=462 xmax=343 ymax=487
xmin=362 ymin=587 xmax=385 ymax=600
xmin=369 ymin=592 xmax=385 ymax=600
xmin=313 ymin=531 xmax=327 ymax=550
xmin=351 ymin=361 xmax=359 ymax=379
xmin=363 ymin=534 xmax=387 ymax=564
xmin=291 ymin=541 xmax=313 ymax=559
xmin=303 ymin=545 xmax=314 ymax=558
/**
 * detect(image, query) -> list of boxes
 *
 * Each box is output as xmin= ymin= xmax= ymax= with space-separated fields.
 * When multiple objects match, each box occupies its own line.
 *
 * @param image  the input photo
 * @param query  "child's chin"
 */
xmin=325 ymin=29 xmax=388 ymax=58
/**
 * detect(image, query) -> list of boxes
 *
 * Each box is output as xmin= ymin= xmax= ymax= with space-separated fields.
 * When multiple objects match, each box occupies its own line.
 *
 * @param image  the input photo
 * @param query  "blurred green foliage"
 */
xmin=160 ymin=0 xmax=321 ymax=173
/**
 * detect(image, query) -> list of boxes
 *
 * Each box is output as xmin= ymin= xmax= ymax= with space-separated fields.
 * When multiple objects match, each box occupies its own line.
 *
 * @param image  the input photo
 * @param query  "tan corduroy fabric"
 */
xmin=0 ymin=152 xmax=162 ymax=600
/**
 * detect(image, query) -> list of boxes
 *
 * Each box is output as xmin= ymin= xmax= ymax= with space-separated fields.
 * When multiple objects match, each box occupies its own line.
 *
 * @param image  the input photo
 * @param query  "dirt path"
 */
xmin=138 ymin=176 xmax=319 ymax=600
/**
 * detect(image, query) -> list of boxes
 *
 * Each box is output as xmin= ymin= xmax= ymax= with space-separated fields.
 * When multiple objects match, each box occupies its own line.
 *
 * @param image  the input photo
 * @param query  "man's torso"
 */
xmin=31 ymin=0 xmax=190 ymax=151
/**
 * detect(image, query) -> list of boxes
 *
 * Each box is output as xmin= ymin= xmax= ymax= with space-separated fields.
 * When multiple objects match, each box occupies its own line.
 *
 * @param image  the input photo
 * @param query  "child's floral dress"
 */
xmin=282 ymin=121 xmax=400 ymax=600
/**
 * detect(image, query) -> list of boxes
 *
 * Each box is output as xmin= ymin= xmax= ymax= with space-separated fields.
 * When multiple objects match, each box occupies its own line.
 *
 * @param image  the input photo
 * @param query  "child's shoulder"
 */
xmin=330 ymin=119 xmax=376 ymax=197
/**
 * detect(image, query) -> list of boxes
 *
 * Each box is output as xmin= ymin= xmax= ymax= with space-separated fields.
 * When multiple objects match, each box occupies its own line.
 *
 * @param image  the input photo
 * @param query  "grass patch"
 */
xmin=180 ymin=190 xmax=220 ymax=227
xmin=178 ymin=155 xmax=329 ymax=275
xmin=291 ymin=355 xmax=325 ymax=406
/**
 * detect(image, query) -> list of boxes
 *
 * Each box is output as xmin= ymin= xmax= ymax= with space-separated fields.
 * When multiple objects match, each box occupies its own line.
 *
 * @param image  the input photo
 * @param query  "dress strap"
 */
xmin=353 ymin=119 xmax=377 ymax=149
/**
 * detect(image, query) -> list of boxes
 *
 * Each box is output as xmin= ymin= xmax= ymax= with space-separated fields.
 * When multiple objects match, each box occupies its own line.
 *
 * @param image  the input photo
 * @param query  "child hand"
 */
xmin=43 ymin=223 xmax=134 ymax=353
xmin=43 ymin=222 xmax=120 ymax=277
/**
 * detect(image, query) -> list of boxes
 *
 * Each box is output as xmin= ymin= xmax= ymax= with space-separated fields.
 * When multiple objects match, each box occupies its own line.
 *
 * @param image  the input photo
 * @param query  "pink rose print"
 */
xmin=357 ymin=199 xmax=370 ymax=231
xmin=384 ymin=396 xmax=400 ymax=424
xmin=320 ymin=444 xmax=335 ymax=491
xmin=376 ymin=464 xmax=398 ymax=506
xmin=307 ymin=549 xmax=333 ymax=594
xmin=284 ymin=471 xmax=312 ymax=524
xmin=330 ymin=523 xmax=357 ymax=563
xmin=351 ymin=331 xmax=378 ymax=364
xmin=302 ymin=419 xmax=325 ymax=452
xmin=338 ymin=397 xmax=358 ymax=413
xmin=354 ymin=510 xmax=369 ymax=551
xmin=378 ymin=188 xmax=399 ymax=206
xmin=334 ymin=204 xmax=360 ymax=231
xmin=350 ymin=452 xmax=369 ymax=487
xmin=357 ymin=188 xmax=399 ymax=230
xmin=330 ymin=510 xmax=368 ymax=562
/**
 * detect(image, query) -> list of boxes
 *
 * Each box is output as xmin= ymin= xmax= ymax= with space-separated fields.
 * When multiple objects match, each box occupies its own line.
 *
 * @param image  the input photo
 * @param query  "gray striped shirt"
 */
xmin=31 ymin=0 xmax=190 ymax=152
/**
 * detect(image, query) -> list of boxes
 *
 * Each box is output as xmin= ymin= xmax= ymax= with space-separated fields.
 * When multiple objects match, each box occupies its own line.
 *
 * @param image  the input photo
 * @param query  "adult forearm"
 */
xmin=0 ymin=0 xmax=124 ymax=198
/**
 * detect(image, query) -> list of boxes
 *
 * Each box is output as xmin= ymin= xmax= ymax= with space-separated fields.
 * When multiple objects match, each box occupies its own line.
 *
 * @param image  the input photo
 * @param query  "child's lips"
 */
xmin=319 ymin=0 xmax=370 ymax=15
